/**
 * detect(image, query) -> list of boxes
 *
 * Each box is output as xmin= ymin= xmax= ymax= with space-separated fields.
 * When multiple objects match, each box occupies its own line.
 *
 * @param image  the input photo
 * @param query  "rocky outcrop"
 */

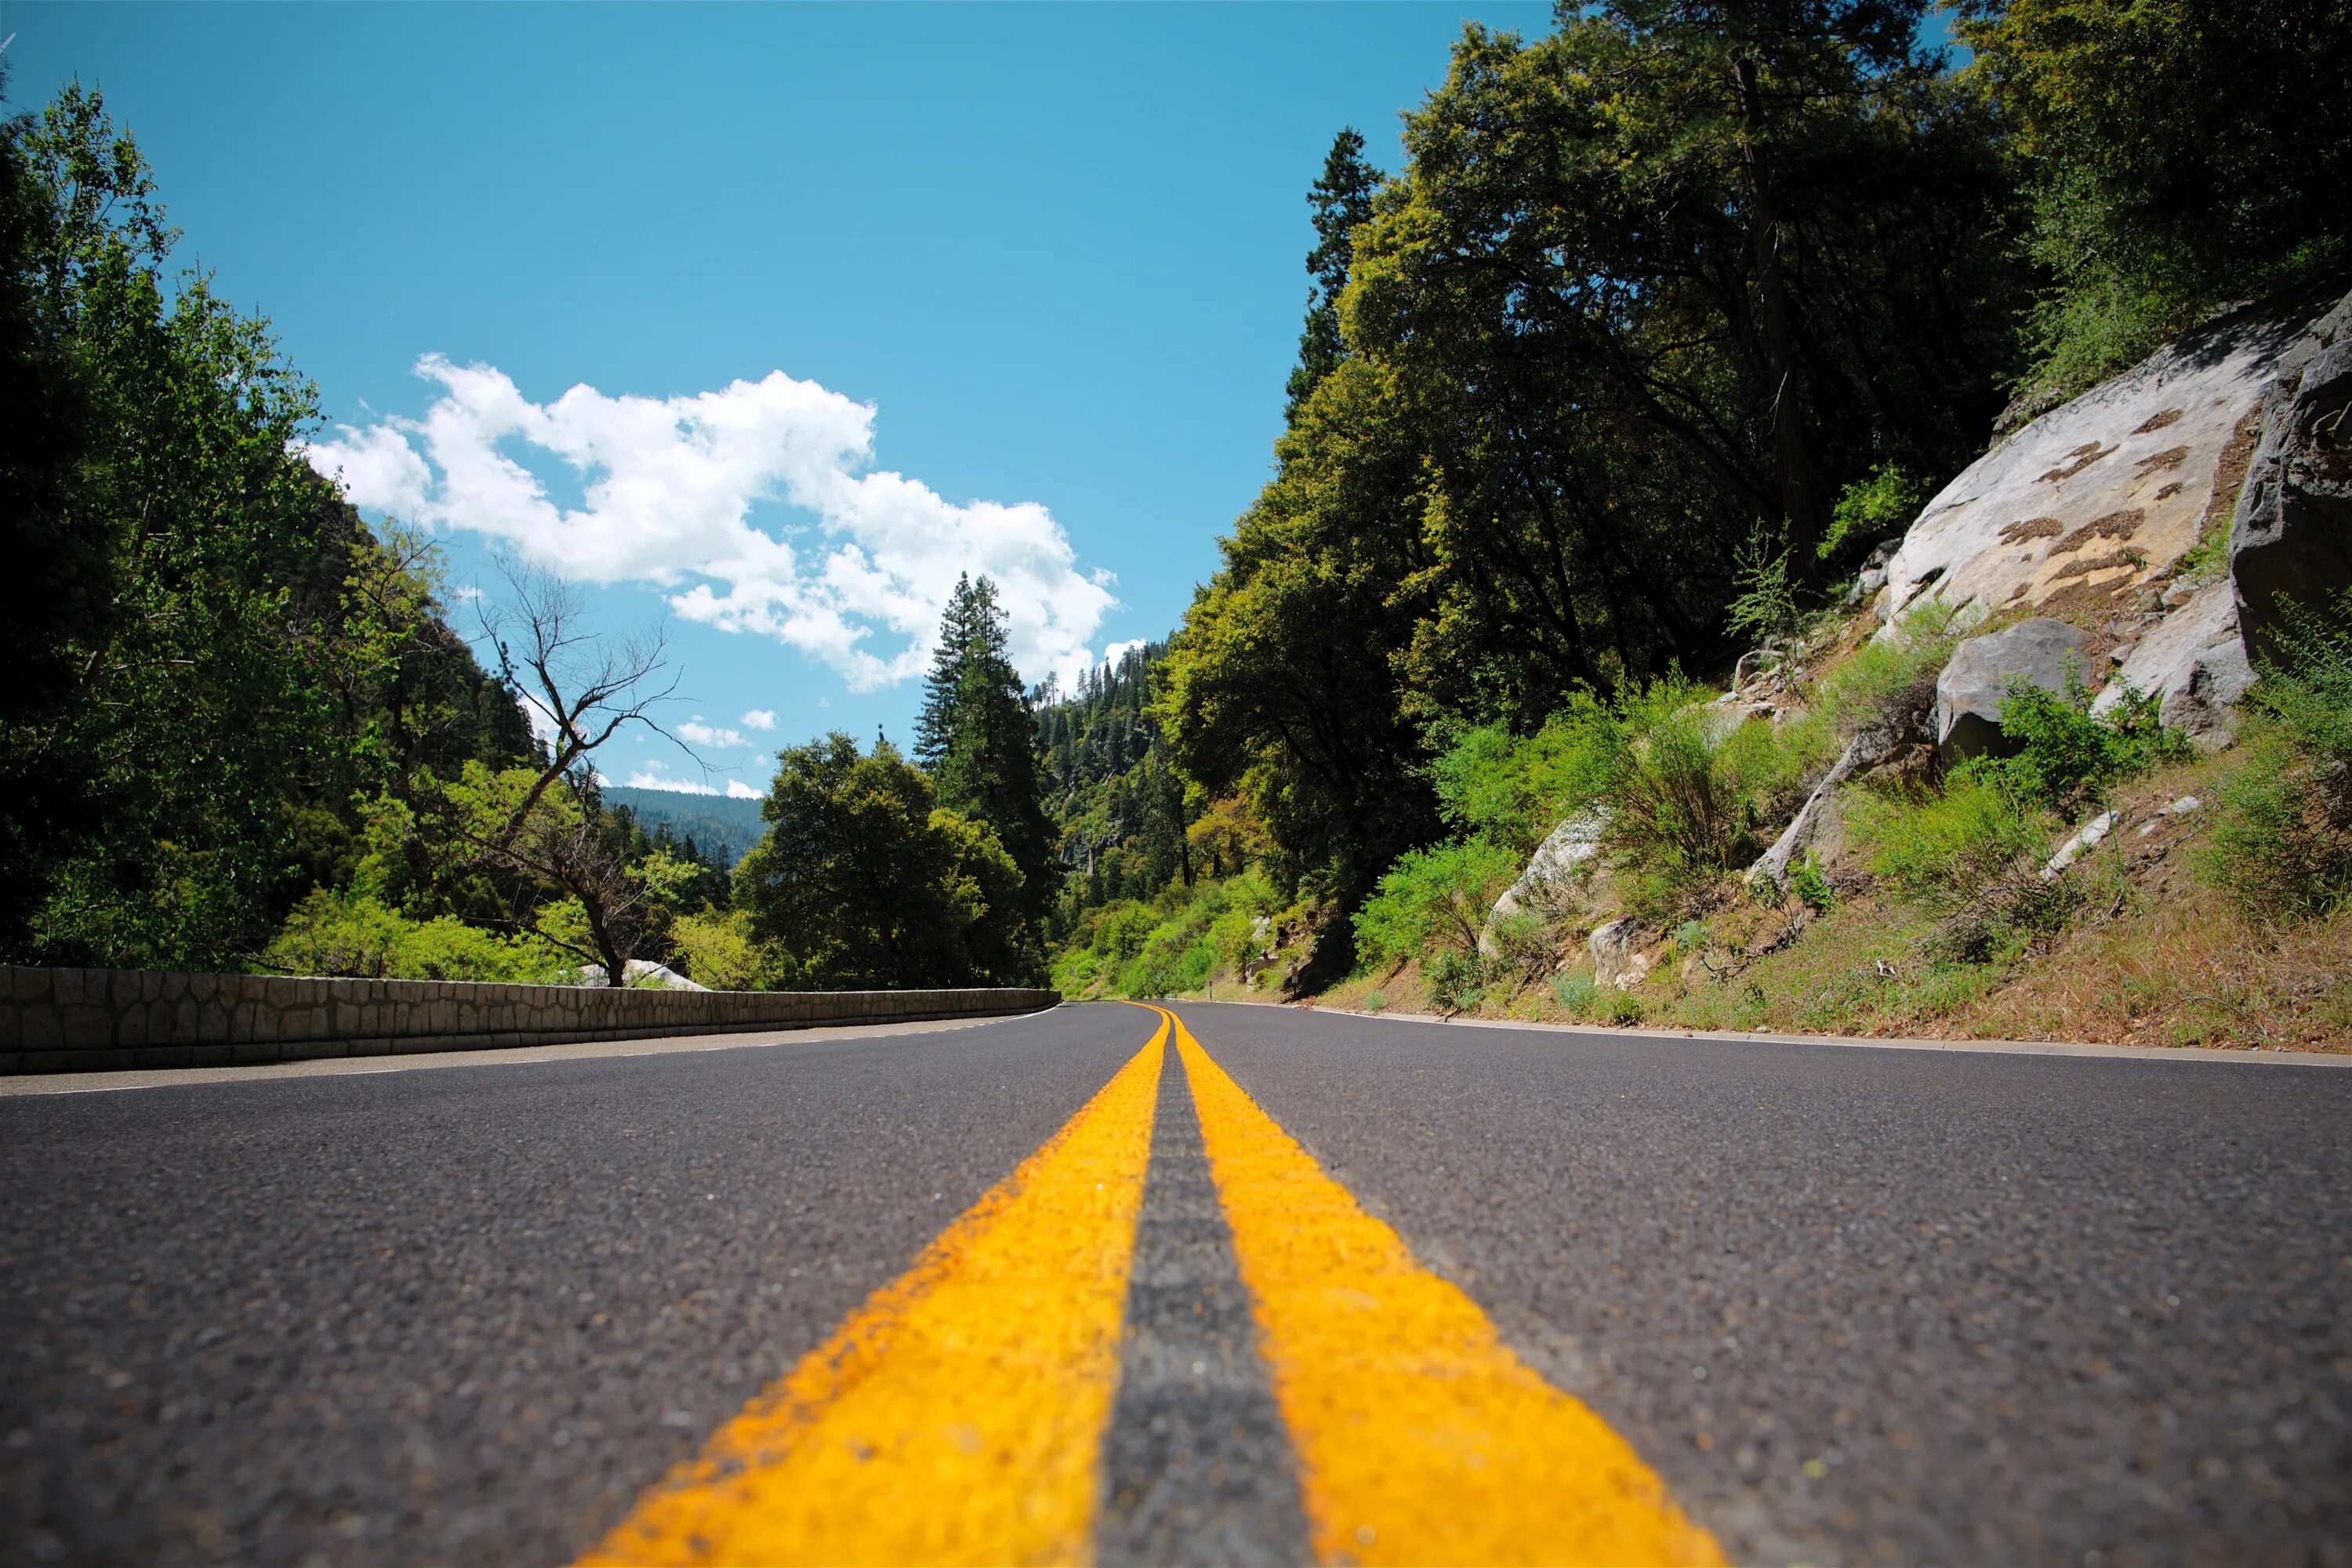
xmin=2090 ymin=578 xmax=2252 ymax=746
xmin=1933 ymin=619 xmax=2092 ymax=763
xmin=1750 ymin=728 xmax=1896 ymax=886
xmin=2230 ymin=290 xmax=2352 ymax=663
xmin=1589 ymin=918 xmax=1653 ymax=990
xmin=1879 ymin=296 xmax=2329 ymax=633
xmin=1479 ymin=811 xmax=1603 ymax=956
xmin=1868 ymin=285 xmax=2351 ymax=756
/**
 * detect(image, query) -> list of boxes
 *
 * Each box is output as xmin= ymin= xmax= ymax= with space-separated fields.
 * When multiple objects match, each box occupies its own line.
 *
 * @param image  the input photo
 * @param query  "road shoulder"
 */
xmin=1180 ymin=998 xmax=2351 ymax=1066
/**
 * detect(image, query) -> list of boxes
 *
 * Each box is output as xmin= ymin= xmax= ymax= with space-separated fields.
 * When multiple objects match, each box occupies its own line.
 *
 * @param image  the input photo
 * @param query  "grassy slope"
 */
xmin=1203 ymin=648 xmax=2351 ymax=1054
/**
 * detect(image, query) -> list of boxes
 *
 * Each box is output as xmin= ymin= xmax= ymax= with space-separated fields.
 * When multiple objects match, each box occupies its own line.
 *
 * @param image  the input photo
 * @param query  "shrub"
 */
xmin=1791 ymin=855 xmax=1836 ymax=913
xmin=1426 ymin=949 xmax=1486 ymax=1014
xmin=2195 ymin=590 xmax=2352 ymax=924
xmin=2253 ymin=590 xmax=2352 ymax=768
xmin=1986 ymin=670 xmax=2187 ymax=813
xmin=1726 ymin=525 xmax=1802 ymax=646
xmin=1821 ymin=464 xmax=1932 ymax=562
xmin=1429 ymin=720 xmax=1606 ymax=858
xmin=2197 ymin=731 xmax=2352 ymax=923
xmin=1924 ymin=870 xmax=2082 ymax=964
xmin=1554 ymin=973 xmax=1601 ymax=1013
xmin=1363 ymin=990 xmax=1387 ymax=1013
xmin=669 ymin=908 xmax=798 ymax=990
xmin=1579 ymin=681 xmax=1806 ymax=918
xmin=1848 ymin=768 xmax=2046 ymax=909
xmin=1352 ymin=839 xmax=1521 ymax=970
xmin=1813 ymin=598 xmax=1966 ymax=740
xmin=1597 ymin=989 xmax=1645 ymax=1026
xmin=263 ymin=888 xmax=561 ymax=982
xmin=1484 ymin=909 xmax=1558 ymax=976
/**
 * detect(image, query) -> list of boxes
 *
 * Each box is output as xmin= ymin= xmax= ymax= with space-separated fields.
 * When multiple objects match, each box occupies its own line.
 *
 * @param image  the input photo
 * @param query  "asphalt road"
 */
xmin=4 ymin=1000 xmax=2349 ymax=1566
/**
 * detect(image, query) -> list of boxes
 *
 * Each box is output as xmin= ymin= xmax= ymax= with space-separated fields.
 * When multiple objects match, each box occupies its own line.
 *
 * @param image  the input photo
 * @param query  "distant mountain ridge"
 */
xmin=601 ymin=786 xmax=767 ymax=868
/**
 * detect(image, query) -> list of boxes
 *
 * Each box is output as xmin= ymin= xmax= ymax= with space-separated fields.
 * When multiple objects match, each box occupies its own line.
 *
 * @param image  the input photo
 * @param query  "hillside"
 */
xmin=601 ymin=787 xmax=767 ymax=869
xmin=1032 ymin=644 xmax=1189 ymax=935
xmin=1073 ymin=286 xmax=2352 ymax=1051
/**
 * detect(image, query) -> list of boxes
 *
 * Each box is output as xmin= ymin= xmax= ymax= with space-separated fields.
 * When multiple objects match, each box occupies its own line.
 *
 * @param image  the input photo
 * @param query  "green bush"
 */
xmin=1596 ymin=989 xmax=1645 ymax=1026
xmin=1986 ymin=670 xmax=2187 ymax=813
xmin=668 ymin=909 xmax=798 ymax=990
xmin=1821 ymin=464 xmax=1932 ymax=562
xmin=1571 ymin=678 xmax=1798 ymax=918
xmin=1352 ymin=839 xmax=1520 ymax=970
xmin=2198 ymin=731 xmax=2352 ymax=924
xmin=1848 ymin=768 xmax=2047 ymax=909
xmin=2253 ymin=591 xmax=2352 ymax=768
xmin=1812 ymin=598 xmax=1967 ymax=739
xmin=1791 ymin=855 xmax=1836 ymax=913
xmin=2194 ymin=590 xmax=2352 ymax=924
xmin=1726 ymin=526 xmax=1802 ymax=646
xmin=263 ymin=888 xmax=561 ymax=982
xmin=1363 ymin=990 xmax=1387 ymax=1013
xmin=1428 ymin=720 xmax=1604 ymax=857
xmin=1426 ymin=949 xmax=1486 ymax=1014
xmin=1554 ymin=973 xmax=1601 ymax=1013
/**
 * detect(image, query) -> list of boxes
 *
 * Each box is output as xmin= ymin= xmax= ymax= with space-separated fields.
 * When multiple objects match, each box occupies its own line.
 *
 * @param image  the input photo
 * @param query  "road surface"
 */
xmin=3 ymin=1000 xmax=2348 ymax=1566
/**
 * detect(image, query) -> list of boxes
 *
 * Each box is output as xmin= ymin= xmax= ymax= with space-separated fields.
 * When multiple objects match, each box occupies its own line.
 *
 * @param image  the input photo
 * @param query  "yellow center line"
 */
xmin=1160 ymin=1005 xmax=1726 ymax=1567
xmin=577 ymin=1015 xmax=1167 ymax=1567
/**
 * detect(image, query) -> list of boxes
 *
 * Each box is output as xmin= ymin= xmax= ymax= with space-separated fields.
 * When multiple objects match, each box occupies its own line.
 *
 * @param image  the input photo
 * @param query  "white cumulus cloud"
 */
xmin=740 ymin=709 xmax=777 ymax=731
xmin=678 ymin=717 xmax=747 ymax=749
xmin=725 ymin=780 xmax=764 ymax=800
xmin=306 ymin=355 xmax=1118 ymax=691
xmin=621 ymin=766 xmax=719 ymax=797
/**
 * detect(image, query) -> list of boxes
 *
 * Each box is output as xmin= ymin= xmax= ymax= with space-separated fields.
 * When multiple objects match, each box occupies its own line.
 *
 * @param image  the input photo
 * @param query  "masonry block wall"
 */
xmin=0 ymin=967 xmax=1059 ymax=1075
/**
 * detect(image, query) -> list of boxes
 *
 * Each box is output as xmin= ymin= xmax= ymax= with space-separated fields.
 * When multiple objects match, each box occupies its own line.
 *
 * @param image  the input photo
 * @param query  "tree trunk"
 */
xmin=1732 ymin=51 xmax=1823 ymax=583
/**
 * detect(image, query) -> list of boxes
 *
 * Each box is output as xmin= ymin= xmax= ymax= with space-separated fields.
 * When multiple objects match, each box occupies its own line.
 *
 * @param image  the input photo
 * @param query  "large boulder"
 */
xmin=2231 ymin=290 xmax=2352 ymax=664
xmin=1933 ymin=619 xmax=2092 ymax=763
xmin=1878 ymin=295 xmax=2333 ymax=635
xmin=1479 ymin=811 xmax=1603 ymax=957
xmin=2091 ymin=577 xmax=2253 ymax=746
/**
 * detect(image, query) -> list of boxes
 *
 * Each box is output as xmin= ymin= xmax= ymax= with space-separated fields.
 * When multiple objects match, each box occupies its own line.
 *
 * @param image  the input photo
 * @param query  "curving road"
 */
xmin=3 ymin=1000 xmax=2347 ymax=1566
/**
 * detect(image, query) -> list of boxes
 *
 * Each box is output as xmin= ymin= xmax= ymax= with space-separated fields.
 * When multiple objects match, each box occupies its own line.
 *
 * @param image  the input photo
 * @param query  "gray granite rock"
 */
xmin=1933 ymin=619 xmax=2093 ymax=763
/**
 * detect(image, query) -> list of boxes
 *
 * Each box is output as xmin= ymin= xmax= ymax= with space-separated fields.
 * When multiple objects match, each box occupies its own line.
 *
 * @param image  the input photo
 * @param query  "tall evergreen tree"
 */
xmin=1283 ymin=128 xmax=1382 ymax=422
xmin=913 ymin=574 xmax=1060 ymax=919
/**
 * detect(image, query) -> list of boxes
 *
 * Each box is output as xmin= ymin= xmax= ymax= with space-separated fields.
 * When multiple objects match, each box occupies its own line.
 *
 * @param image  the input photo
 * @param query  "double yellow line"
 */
xmin=581 ymin=1007 xmax=1722 ymax=1566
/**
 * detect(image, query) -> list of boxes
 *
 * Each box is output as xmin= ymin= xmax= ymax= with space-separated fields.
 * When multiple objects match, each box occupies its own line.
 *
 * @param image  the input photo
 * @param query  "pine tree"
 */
xmin=1283 ymin=128 xmax=1382 ymax=423
xmin=913 ymin=574 xmax=1061 ymax=920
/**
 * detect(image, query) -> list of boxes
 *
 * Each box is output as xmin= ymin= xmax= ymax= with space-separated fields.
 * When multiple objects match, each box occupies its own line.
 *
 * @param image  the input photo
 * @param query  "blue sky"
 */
xmin=5 ymin=2 xmax=1552 ymax=797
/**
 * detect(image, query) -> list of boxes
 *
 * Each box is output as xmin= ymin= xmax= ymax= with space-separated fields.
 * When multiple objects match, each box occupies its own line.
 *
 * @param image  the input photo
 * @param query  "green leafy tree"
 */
xmin=5 ymin=84 xmax=365 ymax=965
xmin=914 ymin=573 xmax=1060 ymax=922
xmin=1339 ymin=4 xmax=2016 ymax=713
xmin=1963 ymin=0 xmax=2352 ymax=408
xmin=0 ymin=67 xmax=111 ymax=946
xmin=1158 ymin=358 xmax=1443 ymax=923
xmin=736 ymin=733 xmax=1041 ymax=988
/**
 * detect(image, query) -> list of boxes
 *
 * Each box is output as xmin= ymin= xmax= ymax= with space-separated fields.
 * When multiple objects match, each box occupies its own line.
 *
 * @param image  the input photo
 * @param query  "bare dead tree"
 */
xmin=456 ymin=560 xmax=696 ymax=987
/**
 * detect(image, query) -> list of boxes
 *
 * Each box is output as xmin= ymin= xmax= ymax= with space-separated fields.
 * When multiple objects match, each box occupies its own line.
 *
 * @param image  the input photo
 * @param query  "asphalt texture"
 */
xmin=4 ymin=999 xmax=2349 ymax=1567
xmin=1094 ymin=1037 xmax=1308 ymax=1567
xmin=1171 ymin=1002 xmax=2352 ymax=1568
xmin=0 ymin=1007 xmax=1135 ymax=1568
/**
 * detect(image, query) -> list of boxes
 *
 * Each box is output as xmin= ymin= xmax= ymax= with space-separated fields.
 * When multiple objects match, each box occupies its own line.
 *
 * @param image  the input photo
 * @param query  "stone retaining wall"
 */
xmin=0 ymin=966 xmax=1059 ymax=1075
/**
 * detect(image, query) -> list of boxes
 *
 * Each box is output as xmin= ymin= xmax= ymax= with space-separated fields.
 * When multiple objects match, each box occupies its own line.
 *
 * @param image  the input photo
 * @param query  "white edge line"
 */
xmin=1163 ymin=996 xmax=2351 ymax=1067
xmin=4 ymin=1003 xmax=1066 ymax=1098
